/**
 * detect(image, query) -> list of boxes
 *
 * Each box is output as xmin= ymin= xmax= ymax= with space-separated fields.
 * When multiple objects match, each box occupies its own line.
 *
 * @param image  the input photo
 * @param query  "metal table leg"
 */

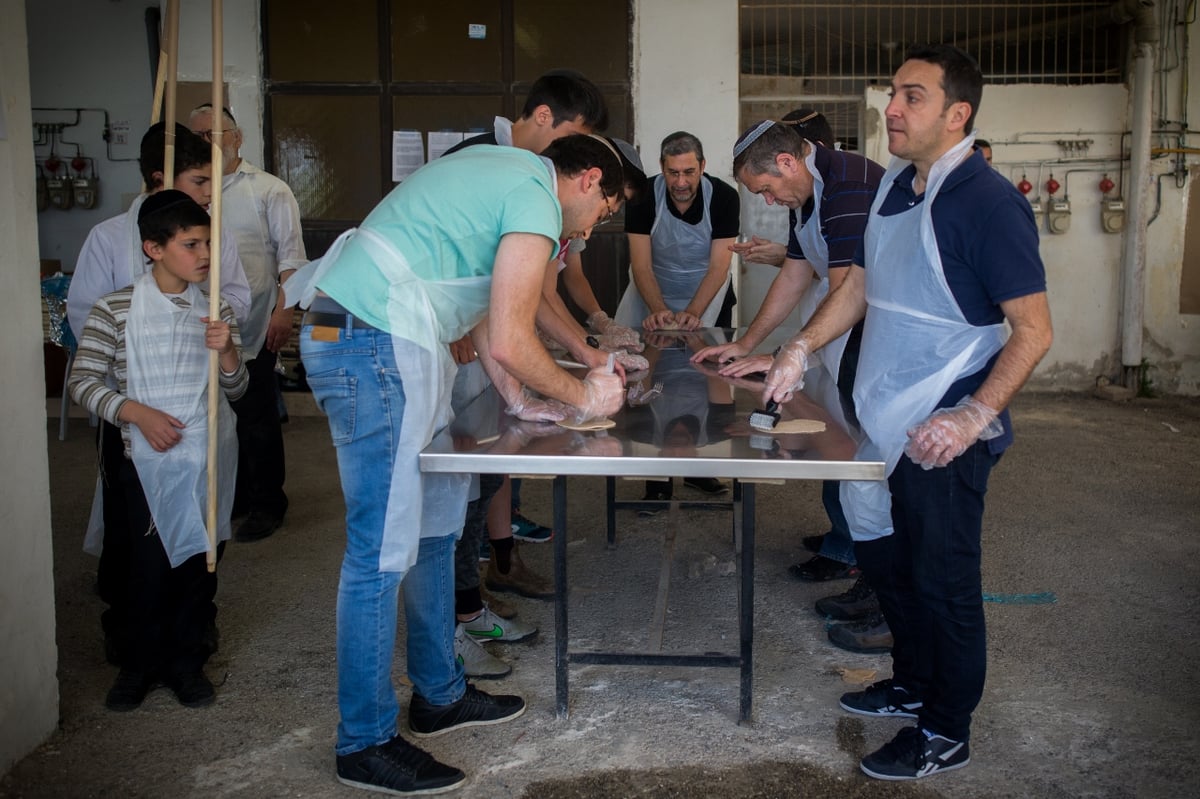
xmin=738 ymin=480 xmax=756 ymax=724
xmin=553 ymin=474 xmax=570 ymax=718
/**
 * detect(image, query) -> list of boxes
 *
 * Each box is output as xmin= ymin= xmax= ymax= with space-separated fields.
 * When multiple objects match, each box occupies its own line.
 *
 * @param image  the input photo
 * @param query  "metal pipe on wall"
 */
xmin=1120 ymin=3 xmax=1159 ymax=386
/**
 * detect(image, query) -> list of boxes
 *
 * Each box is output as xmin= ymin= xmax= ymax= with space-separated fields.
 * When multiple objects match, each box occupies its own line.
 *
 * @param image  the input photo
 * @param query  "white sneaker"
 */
xmin=461 ymin=605 xmax=538 ymax=644
xmin=454 ymin=624 xmax=511 ymax=679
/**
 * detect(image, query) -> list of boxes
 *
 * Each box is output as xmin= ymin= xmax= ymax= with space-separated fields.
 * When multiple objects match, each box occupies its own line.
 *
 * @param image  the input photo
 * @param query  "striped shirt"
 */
xmin=787 ymin=145 xmax=885 ymax=269
xmin=67 ymin=286 xmax=249 ymax=458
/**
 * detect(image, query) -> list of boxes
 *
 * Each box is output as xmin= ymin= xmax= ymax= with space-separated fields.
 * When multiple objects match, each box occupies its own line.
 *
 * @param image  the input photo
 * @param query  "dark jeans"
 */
xmin=230 ymin=343 xmax=288 ymax=518
xmin=818 ymin=480 xmax=856 ymax=565
xmin=116 ymin=457 xmax=222 ymax=678
xmin=854 ymin=440 xmax=1000 ymax=742
xmin=454 ymin=473 xmax=504 ymax=593
xmin=97 ymin=420 xmax=132 ymax=660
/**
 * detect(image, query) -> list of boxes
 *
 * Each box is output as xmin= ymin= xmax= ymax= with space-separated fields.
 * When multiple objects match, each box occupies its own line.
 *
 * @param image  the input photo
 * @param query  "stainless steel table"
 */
xmin=420 ymin=328 xmax=884 ymax=722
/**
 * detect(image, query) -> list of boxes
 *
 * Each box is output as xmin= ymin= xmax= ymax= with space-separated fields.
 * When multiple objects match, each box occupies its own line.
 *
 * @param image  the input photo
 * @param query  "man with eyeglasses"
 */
xmin=614 ymin=130 xmax=740 ymax=503
xmin=615 ymin=131 xmax=739 ymax=333
xmin=284 ymin=134 xmax=627 ymax=796
xmin=189 ymin=103 xmax=307 ymax=544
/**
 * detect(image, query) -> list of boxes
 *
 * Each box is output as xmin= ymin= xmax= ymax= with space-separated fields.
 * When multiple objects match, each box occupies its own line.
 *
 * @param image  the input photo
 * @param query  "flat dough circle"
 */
xmin=751 ymin=418 xmax=826 ymax=434
xmin=556 ymin=418 xmax=617 ymax=431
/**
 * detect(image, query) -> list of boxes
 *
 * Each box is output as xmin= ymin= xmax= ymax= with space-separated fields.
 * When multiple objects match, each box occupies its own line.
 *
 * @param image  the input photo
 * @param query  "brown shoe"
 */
xmin=827 ymin=612 xmax=894 ymax=654
xmin=485 ymin=548 xmax=554 ymax=599
xmin=478 ymin=584 xmax=518 ymax=619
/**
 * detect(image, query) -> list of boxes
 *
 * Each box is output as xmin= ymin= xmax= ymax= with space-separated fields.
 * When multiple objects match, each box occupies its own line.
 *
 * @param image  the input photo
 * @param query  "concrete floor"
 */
xmin=2 ymin=391 xmax=1198 ymax=798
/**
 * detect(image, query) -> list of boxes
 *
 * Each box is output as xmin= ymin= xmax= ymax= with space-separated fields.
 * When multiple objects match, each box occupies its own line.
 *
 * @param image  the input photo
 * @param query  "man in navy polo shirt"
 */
xmin=762 ymin=44 xmax=1053 ymax=780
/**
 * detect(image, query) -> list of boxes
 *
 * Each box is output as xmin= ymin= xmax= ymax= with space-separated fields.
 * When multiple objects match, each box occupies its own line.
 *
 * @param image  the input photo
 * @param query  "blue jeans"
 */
xmin=818 ymin=480 xmax=857 ymax=565
xmin=302 ymin=325 xmax=465 ymax=756
xmin=854 ymin=440 xmax=1000 ymax=742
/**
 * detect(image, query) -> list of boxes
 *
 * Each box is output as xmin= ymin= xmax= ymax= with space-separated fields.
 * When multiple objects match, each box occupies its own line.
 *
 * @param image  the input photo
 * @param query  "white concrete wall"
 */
xmin=1 ymin=0 xmax=60 ymax=772
xmin=633 ymin=0 xmax=740 ymax=184
xmin=631 ymin=0 xmax=742 ymax=307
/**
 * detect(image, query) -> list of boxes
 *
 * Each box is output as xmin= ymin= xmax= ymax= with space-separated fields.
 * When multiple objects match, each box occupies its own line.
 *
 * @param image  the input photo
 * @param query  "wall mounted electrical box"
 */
xmin=1047 ymin=199 xmax=1071 ymax=234
xmin=72 ymin=177 xmax=99 ymax=209
xmin=1029 ymin=199 xmax=1045 ymax=230
xmin=1100 ymin=197 xmax=1125 ymax=234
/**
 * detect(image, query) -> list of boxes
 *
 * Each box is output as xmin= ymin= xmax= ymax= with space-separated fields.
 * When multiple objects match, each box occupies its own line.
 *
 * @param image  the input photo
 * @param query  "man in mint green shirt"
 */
xmin=286 ymin=135 xmax=628 ymax=795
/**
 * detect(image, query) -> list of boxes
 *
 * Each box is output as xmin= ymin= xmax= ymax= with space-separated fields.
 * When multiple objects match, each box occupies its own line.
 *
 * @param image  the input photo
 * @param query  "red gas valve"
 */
xmin=1017 ymin=175 xmax=1033 ymax=194
xmin=1099 ymin=175 xmax=1115 ymax=194
xmin=1045 ymin=175 xmax=1060 ymax=195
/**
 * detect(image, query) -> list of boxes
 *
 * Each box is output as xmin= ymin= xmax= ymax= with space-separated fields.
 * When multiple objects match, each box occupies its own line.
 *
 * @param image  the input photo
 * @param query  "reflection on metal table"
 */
xmin=419 ymin=328 xmax=884 ymax=723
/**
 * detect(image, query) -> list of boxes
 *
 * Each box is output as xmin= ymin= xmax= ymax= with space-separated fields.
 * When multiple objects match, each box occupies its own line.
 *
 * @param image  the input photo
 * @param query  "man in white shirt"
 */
xmin=189 ymin=104 xmax=308 ymax=542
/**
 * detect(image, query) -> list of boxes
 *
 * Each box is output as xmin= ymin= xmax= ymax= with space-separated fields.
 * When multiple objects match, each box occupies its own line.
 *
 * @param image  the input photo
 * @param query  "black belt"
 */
xmin=302 ymin=310 xmax=377 ymax=330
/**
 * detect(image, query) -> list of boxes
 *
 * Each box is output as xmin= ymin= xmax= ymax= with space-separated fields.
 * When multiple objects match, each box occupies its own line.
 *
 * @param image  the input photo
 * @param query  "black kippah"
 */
xmin=138 ymin=189 xmax=203 ymax=223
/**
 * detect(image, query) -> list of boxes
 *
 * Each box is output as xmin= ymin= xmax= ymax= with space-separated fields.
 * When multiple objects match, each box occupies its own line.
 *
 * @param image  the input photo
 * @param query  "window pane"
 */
xmin=272 ymin=95 xmax=382 ymax=221
xmin=392 ymin=4 xmax=503 ymax=82
xmin=392 ymin=95 xmax=506 ymax=148
xmin=513 ymin=0 xmax=629 ymax=83
xmin=266 ymin=0 xmax=379 ymax=82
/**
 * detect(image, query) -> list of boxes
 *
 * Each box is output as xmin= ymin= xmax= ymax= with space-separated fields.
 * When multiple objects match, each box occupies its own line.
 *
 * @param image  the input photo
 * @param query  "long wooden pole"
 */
xmin=162 ymin=0 xmax=180 ymax=188
xmin=206 ymin=0 xmax=225 ymax=573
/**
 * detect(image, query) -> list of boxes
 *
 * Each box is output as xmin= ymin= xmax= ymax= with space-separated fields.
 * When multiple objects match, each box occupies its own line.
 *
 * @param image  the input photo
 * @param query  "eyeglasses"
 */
xmin=600 ymin=188 xmax=617 ymax=224
xmin=193 ymin=129 xmax=238 ymax=142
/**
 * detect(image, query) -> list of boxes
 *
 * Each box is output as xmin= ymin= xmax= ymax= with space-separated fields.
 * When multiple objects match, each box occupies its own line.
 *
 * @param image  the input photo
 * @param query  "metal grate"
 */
xmin=740 ymin=1 xmax=1129 ymax=143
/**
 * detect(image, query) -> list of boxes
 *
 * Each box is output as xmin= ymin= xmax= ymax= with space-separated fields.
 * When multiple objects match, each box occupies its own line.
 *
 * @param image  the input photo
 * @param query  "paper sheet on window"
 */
xmin=392 ymin=130 xmax=424 ymax=182
xmin=428 ymin=131 xmax=465 ymax=160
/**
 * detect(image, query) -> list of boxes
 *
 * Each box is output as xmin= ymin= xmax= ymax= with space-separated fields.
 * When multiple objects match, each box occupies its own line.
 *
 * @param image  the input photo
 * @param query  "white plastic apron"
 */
xmin=615 ymin=175 xmax=729 ymax=327
xmin=124 ymin=272 xmax=236 ymax=567
xmin=793 ymin=145 xmax=850 ymax=384
xmin=841 ymin=135 xmax=1006 ymax=541
xmin=221 ymin=171 xmax=277 ymax=356
xmin=289 ymin=227 xmax=485 ymax=572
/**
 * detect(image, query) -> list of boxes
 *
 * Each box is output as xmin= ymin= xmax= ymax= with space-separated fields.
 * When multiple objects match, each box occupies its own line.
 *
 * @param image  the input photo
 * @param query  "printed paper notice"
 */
xmin=392 ymin=130 xmax=424 ymax=182
xmin=428 ymin=131 xmax=465 ymax=160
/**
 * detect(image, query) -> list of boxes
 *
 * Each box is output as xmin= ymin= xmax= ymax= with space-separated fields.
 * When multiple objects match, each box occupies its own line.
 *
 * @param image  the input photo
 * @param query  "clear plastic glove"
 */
xmin=904 ymin=394 xmax=1002 ymax=470
xmin=597 ymin=328 xmax=643 ymax=352
xmin=506 ymin=389 xmax=568 ymax=423
xmin=611 ymin=350 xmax=649 ymax=373
xmin=574 ymin=366 xmax=624 ymax=424
xmin=762 ymin=338 xmax=812 ymax=405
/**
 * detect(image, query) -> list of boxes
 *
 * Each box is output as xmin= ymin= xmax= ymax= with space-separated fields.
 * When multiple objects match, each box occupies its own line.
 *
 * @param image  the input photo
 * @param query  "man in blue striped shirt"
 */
xmin=693 ymin=117 xmax=885 ymax=632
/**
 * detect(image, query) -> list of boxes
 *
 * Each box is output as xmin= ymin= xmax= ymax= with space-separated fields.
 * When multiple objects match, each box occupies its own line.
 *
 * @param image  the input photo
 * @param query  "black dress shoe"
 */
xmin=106 ymin=669 xmax=155 ymax=712
xmin=788 ymin=554 xmax=859 ymax=582
xmin=234 ymin=511 xmax=282 ymax=542
xmin=168 ymin=671 xmax=215 ymax=708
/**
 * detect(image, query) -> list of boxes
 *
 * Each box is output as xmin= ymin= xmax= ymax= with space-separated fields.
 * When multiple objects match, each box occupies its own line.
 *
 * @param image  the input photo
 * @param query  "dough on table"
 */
xmin=751 ymin=418 xmax=826 ymax=434
xmin=556 ymin=418 xmax=617 ymax=431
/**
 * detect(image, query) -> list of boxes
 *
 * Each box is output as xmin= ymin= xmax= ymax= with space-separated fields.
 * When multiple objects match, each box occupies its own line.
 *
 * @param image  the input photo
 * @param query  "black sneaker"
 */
xmin=234 ymin=511 xmax=283 ymax=542
xmin=105 ymin=669 xmax=155 ymax=712
xmin=168 ymin=671 xmax=215 ymax=708
xmin=860 ymin=726 xmax=970 ymax=780
xmin=788 ymin=554 xmax=859 ymax=582
xmin=815 ymin=575 xmax=880 ymax=621
xmin=408 ymin=684 xmax=526 ymax=738
xmin=839 ymin=678 xmax=922 ymax=718
xmin=336 ymin=734 xmax=466 ymax=795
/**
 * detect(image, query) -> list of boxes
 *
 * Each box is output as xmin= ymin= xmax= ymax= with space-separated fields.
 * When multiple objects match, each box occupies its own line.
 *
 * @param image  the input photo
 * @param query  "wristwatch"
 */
xmin=586 ymin=335 xmax=600 ymax=349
